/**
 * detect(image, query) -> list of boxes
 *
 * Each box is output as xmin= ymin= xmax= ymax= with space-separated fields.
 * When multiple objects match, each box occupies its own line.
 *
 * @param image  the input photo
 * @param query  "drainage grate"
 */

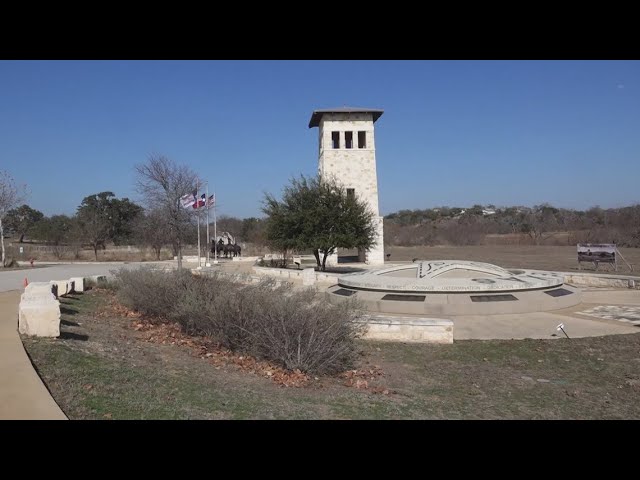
xmin=470 ymin=294 xmax=518 ymax=302
xmin=544 ymin=288 xmax=573 ymax=297
xmin=381 ymin=294 xmax=426 ymax=302
xmin=333 ymin=288 xmax=357 ymax=297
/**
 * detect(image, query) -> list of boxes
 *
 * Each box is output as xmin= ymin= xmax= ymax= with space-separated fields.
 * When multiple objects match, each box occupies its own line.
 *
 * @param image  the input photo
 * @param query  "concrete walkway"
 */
xmin=0 ymin=290 xmax=66 ymax=419
xmin=0 ymin=261 xmax=171 ymax=420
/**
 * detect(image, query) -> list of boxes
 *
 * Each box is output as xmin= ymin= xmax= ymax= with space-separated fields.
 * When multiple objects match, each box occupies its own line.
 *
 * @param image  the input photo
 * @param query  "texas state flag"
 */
xmin=193 ymin=193 xmax=206 ymax=209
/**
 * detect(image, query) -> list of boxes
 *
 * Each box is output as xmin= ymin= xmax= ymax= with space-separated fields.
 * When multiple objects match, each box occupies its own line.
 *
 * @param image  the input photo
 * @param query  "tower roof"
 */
xmin=308 ymin=107 xmax=384 ymax=128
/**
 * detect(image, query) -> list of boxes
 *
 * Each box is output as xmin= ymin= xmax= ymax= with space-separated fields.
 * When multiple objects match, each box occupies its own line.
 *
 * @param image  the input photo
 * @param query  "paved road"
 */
xmin=0 ymin=262 xmax=173 ymax=293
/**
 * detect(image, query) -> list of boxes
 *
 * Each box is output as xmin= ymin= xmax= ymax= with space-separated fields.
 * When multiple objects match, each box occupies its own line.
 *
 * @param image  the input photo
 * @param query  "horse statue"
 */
xmin=211 ymin=238 xmax=225 ymax=257
xmin=223 ymin=242 xmax=241 ymax=258
xmin=211 ymin=238 xmax=241 ymax=258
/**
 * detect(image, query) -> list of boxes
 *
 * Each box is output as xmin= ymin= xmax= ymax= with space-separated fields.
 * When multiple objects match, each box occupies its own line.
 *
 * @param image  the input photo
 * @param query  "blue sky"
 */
xmin=1 ymin=60 xmax=638 ymax=218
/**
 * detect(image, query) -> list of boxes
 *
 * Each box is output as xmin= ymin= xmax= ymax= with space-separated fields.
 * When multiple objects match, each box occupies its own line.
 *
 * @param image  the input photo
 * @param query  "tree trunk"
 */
xmin=321 ymin=251 xmax=328 ymax=272
xmin=177 ymin=239 xmax=182 ymax=270
xmin=313 ymin=249 xmax=321 ymax=269
xmin=94 ymin=244 xmax=98 ymax=261
xmin=0 ymin=217 xmax=5 ymax=268
xmin=155 ymin=246 xmax=161 ymax=260
xmin=19 ymin=233 xmax=24 ymax=243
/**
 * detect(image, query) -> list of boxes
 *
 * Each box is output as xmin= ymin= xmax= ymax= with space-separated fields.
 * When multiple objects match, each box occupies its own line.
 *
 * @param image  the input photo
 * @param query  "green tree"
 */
xmin=76 ymin=192 xmax=143 ymax=259
xmin=4 ymin=204 xmax=44 ymax=242
xmin=467 ymin=204 xmax=484 ymax=216
xmin=29 ymin=215 xmax=74 ymax=245
xmin=77 ymin=192 xmax=115 ymax=260
xmin=263 ymin=175 xmax=377 ymax=271
xmin=241 ymin=217 xmax=266 ymax=244
xmin=108 ymin=197 xmax=143 ymax=245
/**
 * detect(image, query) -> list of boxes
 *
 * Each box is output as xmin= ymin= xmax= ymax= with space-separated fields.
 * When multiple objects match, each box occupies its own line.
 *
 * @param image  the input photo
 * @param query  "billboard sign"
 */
xmin=577 ymin=243 xmax=616 ymax=264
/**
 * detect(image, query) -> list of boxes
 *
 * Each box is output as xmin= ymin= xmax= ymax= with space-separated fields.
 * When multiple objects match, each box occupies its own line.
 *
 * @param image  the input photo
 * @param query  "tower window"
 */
xmin=358 ymin=131 xmax=366 ymax=148
xmin=347 ymin=188 xmax=355 ymax=199
xmin=345 ymin=131 xmax=353 ymax=149
xmin=331 ymin=131 xmax=340 ymax=149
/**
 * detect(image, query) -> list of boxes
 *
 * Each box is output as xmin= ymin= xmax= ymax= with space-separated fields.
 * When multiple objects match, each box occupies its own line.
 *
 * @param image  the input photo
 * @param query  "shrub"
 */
xmin=240 ymin=282 xmax=366 ymax=374
xmin=112 ymin=267 xmax=193 ymax=319
xmin=112 ymin=268 xmax=366 ymax=374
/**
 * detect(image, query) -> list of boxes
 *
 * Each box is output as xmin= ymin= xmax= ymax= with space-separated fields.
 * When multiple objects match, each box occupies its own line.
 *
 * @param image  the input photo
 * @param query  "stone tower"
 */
xmin=308 ymin=107 xmax=385 ymax=265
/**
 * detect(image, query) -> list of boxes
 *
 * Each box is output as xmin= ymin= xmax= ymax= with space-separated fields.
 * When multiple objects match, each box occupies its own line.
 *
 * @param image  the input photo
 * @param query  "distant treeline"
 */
xmin=383 ymin=203 xmax=640 ymax=247
xmin=6 ymin=198 xmax=640 ymax=257
xmin=3 ymin=193 xmax=269 ymax=260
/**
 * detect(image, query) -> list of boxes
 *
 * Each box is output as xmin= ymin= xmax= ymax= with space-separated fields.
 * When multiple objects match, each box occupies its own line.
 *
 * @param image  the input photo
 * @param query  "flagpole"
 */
xmin=196 ymin=179 xmax=201 ymax=269
xmin=205 ymin=182 xmax=211 ymax=266
xmin=213 ymin=189 xmax=218 ymax=264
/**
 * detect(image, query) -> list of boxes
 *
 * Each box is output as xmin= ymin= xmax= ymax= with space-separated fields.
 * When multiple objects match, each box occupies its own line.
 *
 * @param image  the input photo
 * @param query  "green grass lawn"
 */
xmin=21 ymin=290 xmax=640 ymax=419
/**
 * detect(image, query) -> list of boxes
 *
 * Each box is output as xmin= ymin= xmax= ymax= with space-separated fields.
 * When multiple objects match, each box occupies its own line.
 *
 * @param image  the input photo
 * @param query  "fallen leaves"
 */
xmin=127 ymin=317 xmax=311 ymax=387
xmin=340 ymin=366 xmax=394 ymax=394
xmin=99 ymin=293 xmax=388 ymax=391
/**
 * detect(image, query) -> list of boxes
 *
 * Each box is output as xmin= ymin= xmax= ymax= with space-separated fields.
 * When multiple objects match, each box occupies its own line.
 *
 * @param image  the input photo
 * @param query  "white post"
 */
xmin=213 ymin=190 xmax=218 ymax=264
xmin=196 ymin=180 xmax=201 ymax=268
xmin=205 ymin=182 xmax=211 ymax=266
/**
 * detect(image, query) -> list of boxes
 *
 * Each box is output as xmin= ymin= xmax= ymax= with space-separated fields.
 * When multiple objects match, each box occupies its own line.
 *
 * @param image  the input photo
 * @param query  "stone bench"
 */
xmin=358 ymin=315 xmax=454 ymax=344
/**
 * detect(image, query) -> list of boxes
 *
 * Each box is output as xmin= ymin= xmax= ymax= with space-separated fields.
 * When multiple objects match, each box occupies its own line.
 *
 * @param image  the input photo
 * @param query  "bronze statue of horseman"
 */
xmin=211 ymin=232 xmax=241 ymax=258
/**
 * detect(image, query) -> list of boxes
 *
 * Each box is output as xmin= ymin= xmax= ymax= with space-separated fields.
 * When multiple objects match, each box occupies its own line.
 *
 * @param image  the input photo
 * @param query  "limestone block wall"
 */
xmin=366 ymin=216 xmax=385 ymax=265
xmin=252 ymin=265 xmax=341 ymax=284
xmin=319 ymin=114 xmax=379 ymax=217
xmin=358 ymin=316 xmax=454 ymax=344
xmin=18 ymin=275 xmax=90 ymax=338
xmin=317 ymin=113 xmax=384 ymax=266
xmin=19 ymin=282 xmax=61 ymax=337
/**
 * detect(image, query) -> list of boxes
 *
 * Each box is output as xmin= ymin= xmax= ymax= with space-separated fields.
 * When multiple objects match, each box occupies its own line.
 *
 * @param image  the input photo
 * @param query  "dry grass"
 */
xmin=21 ymin=290 xmax=640 ymax=419
xmin=384 ymin=245 xmax=640 ymax=273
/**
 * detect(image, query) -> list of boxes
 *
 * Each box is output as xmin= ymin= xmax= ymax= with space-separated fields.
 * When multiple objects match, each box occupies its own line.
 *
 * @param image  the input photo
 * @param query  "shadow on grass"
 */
xmin=60 ymin=306 xmax=79 ymax=316
xmin=61 ymin=295 xmax=81 ymax=302
xmin=61 ymin=319 xmax=80 ymax=327
xmin=59 ymin=331 xmax=89 ymax=341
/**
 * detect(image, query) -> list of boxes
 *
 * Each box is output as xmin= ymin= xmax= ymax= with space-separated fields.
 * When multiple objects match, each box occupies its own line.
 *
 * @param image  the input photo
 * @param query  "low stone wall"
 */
xmin=359 ymin=315 xmax=454 ymax=344
xmin=253 ymin=266 xmax=340 ymax=285
xmin=19 ymin=282 xmax=61 ymax=337
xmin=562 ymin=273 xmax=638 ymax=289
xmin=18 ymin=275 xmax=93 ymax=338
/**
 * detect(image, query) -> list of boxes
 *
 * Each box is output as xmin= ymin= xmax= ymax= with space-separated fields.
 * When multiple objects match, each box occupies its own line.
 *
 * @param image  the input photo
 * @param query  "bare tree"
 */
xmin=521 ymin=204 xmax=561 ymax=245
xmin=0 ymin=171 xmax=28 ymax=267
xmin=135 ymin=155 xmax=197 ymax=269
xmin=136 ymin=208 xmax=172 ymax=260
